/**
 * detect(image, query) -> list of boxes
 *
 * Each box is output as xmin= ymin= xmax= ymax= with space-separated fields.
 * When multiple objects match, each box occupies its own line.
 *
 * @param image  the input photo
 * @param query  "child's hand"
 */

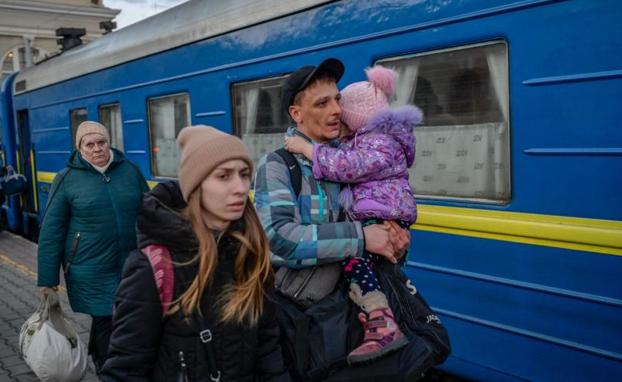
xmin=284 ymin=136 xmax=307 ymax=153
xmin=284 ymin=136 xmax=313 ymax=160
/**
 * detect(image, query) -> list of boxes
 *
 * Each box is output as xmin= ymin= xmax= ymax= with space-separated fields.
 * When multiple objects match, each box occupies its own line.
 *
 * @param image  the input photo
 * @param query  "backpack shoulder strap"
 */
xmin=275 ymin=148 xmax=302 ymax=197
xmin=142 ymin=244 xmax=175 ymax=316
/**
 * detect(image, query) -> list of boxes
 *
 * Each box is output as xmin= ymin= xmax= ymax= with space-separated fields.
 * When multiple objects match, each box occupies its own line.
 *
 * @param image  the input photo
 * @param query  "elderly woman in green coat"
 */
xmin=37 ymin=121 xmax=148 ymax=373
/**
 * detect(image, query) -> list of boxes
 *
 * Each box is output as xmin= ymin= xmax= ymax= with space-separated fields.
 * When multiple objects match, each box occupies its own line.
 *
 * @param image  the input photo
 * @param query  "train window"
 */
xmin=70 ymin=108 xmax=88 ymax=145
xmin=99 ymin=103 xmax=124 ymax=151
xmin=378 ymin=41 xmax=510 ymax=203
xmin=147 ymin=93 xmax=190 ymax=178
xmin=231 ymin=75 xmax=290 ymax=164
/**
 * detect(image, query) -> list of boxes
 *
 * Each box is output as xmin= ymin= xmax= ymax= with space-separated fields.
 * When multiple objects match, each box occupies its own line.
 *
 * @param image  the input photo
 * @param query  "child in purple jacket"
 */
xmin=285 ymin=65 xmax=421 ymax=364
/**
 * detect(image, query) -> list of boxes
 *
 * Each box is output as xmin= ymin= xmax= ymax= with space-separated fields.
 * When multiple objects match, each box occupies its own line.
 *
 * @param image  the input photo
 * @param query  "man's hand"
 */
xmin=363 ymin=224 xmax=397 ymax=264
xmin=387 ymin=221 xmax=410 ymax=260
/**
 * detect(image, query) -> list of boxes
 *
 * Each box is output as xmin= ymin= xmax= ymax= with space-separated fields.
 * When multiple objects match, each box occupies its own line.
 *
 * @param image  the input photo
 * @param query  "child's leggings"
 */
xmin=341 ymin=219 xmax=410 ymax=297
xmin=341 ymin=250 xmax=381 ymax=295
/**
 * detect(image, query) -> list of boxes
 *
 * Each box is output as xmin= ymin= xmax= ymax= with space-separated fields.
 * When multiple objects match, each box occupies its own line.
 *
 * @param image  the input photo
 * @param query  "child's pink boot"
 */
xmin=347 ymin=288 xmax=408 ymax=364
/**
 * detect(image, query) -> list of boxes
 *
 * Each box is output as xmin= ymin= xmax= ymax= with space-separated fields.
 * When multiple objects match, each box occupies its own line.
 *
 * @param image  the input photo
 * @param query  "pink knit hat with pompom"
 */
xmin=340 ymin=65 xmax=397 ymax=131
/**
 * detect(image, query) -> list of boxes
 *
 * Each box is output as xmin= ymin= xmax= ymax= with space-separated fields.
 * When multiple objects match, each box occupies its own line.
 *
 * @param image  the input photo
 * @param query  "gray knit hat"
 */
xmin=75 ymin=121 xmax=110 ymax=149
xmin=177 ymin=125 xmax=253 ymax=201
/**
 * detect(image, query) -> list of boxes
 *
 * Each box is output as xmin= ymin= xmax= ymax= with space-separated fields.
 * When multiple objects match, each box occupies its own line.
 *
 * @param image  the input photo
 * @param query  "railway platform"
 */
xmin=0 ymin=231 xmax=98 ymax=381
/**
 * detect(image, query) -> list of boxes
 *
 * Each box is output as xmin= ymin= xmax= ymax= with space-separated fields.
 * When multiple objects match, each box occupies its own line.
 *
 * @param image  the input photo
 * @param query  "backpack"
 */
xmin=274 ymin=148 xmax=302 ymax=197
xmin=142 ymin=245 xmax=175 ymax=315
xmin=142 ymin=245 xmax=221 ymax=380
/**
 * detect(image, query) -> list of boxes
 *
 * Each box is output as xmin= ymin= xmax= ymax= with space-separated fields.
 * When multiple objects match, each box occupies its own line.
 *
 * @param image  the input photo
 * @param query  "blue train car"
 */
xmin=1 ymin=0 xmax=621 ymax=380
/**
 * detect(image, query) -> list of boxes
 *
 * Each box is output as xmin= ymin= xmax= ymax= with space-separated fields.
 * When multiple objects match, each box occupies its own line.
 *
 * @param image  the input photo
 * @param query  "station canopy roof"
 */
xmin=13 ymin=0 xmax=330 ymax=95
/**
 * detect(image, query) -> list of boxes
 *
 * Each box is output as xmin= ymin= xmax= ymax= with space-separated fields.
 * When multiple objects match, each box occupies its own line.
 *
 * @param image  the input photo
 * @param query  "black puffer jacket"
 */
xmin=100 ymin=182 xmax=289 ymax=382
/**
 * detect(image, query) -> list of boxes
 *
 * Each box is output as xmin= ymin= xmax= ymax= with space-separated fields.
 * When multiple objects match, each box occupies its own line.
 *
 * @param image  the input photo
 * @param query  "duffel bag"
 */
xmin=273 ymin=263 xmax=451 ymax=382
xmin=1 ymin=165 xmax=27 ymax=195
xmin=18 ymin=289 xmax=88 ymax=382
xmin=376 ymin=261 xmax=451 ymax=365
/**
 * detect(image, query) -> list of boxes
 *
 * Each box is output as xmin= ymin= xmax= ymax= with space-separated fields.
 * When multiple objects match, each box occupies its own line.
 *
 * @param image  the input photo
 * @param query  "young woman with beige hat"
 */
xmin=101 ymin=125 xmax=289 ymax=381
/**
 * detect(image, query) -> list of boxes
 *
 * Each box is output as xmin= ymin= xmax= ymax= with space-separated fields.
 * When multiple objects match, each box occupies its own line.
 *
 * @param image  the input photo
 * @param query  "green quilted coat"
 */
xmin=37 ymin=149 xmax=148 ymax=316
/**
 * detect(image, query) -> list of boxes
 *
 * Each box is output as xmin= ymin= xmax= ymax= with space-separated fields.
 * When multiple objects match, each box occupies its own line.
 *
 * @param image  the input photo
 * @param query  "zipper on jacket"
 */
xmin=317 ymin=180 xmax=326 ymax=221
xmin=102 ymin=171 xmax=123 ymax=260
xmin=177 ymin=350 xmax=189 ymax=382
xmin=64 ymin=232 xmax=81 ymax=277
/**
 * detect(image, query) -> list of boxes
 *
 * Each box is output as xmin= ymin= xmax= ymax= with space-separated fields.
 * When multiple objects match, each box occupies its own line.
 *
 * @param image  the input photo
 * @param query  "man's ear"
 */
xmin=289 ymin=105 xmax=302 ymax=125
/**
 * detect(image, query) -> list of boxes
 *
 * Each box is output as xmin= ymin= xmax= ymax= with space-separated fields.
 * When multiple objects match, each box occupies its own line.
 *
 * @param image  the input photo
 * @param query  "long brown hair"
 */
xmin=168 ymin=188 xmax=272 ymax=326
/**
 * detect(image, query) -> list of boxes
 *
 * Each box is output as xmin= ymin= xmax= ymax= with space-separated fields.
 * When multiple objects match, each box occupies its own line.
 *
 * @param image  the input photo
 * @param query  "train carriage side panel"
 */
xmin=7 ymin=0 xmax=622 ymax=381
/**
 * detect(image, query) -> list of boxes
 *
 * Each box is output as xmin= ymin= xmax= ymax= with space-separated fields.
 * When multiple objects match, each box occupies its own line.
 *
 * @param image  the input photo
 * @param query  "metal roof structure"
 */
xmin=13 ymin=0 xmax=330 ymax=94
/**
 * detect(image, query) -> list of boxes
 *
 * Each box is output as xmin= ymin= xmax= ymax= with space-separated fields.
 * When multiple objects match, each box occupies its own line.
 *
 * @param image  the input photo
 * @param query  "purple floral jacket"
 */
xmin=312 ymin=106 xmax=421 ymax=224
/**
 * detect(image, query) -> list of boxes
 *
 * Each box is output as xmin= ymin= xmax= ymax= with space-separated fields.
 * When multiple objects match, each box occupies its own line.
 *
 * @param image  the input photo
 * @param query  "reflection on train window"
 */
xmin=147 ymin=93 xmax=190 ymax=177
xmin=99 ymin=103 xmax=124 ymax=151
xmin=70 ymin=108 xmax=87 ymax=145
xmin=378 ymin=41 xmax=510 ymax=203
xmin=231 ymin=75 xmax=290 ymax=164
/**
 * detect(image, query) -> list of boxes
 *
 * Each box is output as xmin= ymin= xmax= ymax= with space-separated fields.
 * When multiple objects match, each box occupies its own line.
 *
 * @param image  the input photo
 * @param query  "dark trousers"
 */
xmin=88 ymin=315 xmax=112 ymax=374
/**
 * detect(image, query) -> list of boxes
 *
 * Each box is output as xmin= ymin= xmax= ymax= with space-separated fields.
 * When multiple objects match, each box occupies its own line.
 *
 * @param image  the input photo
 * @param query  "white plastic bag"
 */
xmin=19 ymin=290 xmax=87 ymax=382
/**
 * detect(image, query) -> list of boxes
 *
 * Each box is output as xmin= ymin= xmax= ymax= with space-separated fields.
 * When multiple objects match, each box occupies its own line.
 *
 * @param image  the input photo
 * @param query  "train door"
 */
xmin=15 ymin=109 xmax=38 ymax=239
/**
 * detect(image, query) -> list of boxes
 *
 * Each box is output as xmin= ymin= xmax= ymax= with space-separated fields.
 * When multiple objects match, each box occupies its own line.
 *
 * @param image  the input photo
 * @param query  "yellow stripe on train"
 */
xmin=413 ymin=205 xmax=622 ymax=256
xmin=37 ymin=171 xmax=57 ymax=184
xmin=36 ymin=172 xmax=622 ymax=256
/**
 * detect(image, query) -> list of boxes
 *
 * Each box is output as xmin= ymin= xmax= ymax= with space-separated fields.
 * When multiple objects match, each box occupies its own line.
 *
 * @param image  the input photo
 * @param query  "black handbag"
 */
xmin=271 ymin=284 xmax=358 ymax=381
xmin=274 ymin=263 xmax=342 ymax=308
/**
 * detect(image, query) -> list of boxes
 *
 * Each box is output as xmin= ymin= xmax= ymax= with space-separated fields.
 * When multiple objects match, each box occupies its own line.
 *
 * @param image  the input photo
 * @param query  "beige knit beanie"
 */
xmin=75 ymin=121 xmax=110 ymax=149
xmin=177 ymin=125 xmax=253 ymax=201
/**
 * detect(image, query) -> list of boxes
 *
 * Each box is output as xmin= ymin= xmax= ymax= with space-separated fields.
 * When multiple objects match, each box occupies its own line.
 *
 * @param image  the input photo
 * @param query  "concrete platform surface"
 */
xmin=0 ymin=231 xmax=98 ymax=381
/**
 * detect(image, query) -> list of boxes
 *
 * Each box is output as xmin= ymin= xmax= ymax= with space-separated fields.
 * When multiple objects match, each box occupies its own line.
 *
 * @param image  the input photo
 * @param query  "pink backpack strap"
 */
xmin=142 ymin=244 xmax=175 ymax=316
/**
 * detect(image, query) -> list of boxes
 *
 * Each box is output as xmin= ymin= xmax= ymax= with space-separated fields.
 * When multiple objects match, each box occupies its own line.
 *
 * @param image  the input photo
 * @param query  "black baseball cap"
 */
xmin=281 ymin=58 xmax=345 ymax=112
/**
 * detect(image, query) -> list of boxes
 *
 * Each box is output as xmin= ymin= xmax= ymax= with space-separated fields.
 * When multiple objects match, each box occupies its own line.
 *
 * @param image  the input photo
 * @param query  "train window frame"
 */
xmin=147 ymin=92 xmax=191 ymax=178
xmin=377 ymin=40 xmax=511 ymax=204
xmin=231 ymin=74 xmax=291 ymax=165
xmin=98 ymin=103 xmax=124 ymax=152
xmin=69 ymin=108 xmax=88 ymax=147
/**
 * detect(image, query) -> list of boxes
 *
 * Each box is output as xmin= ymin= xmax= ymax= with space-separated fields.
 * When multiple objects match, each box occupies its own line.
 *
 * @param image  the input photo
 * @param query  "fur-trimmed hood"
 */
xmin=314 ymin=104 xmax=420 ymax=223
xmin=358 ymin=105 xmax=421 ymax=167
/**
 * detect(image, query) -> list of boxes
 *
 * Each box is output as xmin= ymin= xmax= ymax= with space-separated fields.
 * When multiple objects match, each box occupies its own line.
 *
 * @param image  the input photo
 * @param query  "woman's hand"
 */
xmin=284 ymin=136 xmax=313 ymax=160
xmin=40 ymin=286 xmax=59 ymax=297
